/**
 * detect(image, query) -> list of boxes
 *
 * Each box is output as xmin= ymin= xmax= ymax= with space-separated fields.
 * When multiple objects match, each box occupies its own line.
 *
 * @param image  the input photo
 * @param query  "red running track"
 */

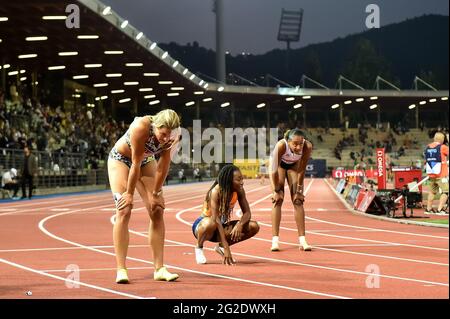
xmin=0 ymin=179 xmax=448 ymax=299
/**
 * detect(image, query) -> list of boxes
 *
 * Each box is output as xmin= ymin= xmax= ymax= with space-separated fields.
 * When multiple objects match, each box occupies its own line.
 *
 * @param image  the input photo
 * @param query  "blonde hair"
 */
xmin=150 ymin=109 xmax=180 ymax=130
xmin=434 ymin=132 xmax=445 ymax=143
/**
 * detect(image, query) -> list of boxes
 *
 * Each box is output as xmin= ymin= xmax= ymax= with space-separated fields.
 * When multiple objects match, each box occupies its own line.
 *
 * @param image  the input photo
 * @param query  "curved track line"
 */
xmin=175 ymin=206 xmax=449 ymax=287
xmin=0 ymin=257 xmax=148 ymax=299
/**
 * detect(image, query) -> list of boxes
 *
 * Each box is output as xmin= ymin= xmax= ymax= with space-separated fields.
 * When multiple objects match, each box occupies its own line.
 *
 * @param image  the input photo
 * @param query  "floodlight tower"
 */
xmin=277 ymin=9 xmax=304 ymax=78
xmin=213 ymin=0 xmax=226 ymax=84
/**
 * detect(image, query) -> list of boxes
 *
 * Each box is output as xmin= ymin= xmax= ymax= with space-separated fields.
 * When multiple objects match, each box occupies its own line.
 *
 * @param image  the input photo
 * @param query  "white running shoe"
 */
xmin=271 ymin=238 xmax=280 ymax=251
xmin=195 ymin=247 xmax=207 ymax=264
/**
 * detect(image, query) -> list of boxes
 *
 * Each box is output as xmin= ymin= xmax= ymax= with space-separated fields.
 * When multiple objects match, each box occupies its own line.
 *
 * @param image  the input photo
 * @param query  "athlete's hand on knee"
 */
xmin=293 ymin=193 xmax=305 ymax=205
xmin=272 ymin=190 xmax=284 ymax=205
xmin=117 ymin=192 xmax=133 ymax=210
xmin=223 ymin=249 xmax=235 ymax=266
xmin=151 ymin=193 xmax=165 ymax=210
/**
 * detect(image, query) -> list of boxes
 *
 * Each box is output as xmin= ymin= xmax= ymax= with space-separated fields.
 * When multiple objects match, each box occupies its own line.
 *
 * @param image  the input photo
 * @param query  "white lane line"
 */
xmin=42 ymin=266 xmax=154 ymax=273
xmin=175 ymin=200 xmax=449 ymax=286
xmin=0 ymin=186 xmax=209 ymax=217
xmin=0 ymin=257 xmax=149 ymax=299
xmin=250 ymin=237 xmax=449 ymax=267
xmin=0 ymin=244 xmax=151 ymax=253
xmin=37 ymin=185 xmax=351 ymax=299
xmin=257 ymin=222 xmax=449 ymax=252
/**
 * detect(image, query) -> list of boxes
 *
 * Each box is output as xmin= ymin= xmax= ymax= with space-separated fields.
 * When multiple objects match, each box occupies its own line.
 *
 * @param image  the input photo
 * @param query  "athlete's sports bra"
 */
xmin=281 ymin=139 xmax=304 ymax=164
xmin=202 ymin=191 xmax=238 ymax=223
xmin=121 ymin=116 xmax=170 ymax=157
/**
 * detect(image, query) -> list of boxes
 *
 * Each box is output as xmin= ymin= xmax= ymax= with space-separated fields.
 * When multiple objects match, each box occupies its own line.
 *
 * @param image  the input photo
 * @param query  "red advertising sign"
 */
xmin=354 ymin=189 xmax=368 ymax=209
xmin=355 ymin=190 xmax=377 ymax=212
xmin=332 ymin=169 xmax=365 ymax=179
xmin=376 ymin=148 xmax=386 ymax=189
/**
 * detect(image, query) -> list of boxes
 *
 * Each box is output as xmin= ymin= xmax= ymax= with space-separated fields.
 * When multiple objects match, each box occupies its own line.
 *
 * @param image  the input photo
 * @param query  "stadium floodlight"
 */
xmin=48 ymin=66 xmax=66 ymax=71
xmin=106 ymin=73 xmax=122 ymax=78
xmin=85 ymin=64 xmax=102 ymax=68
xmin=0 ymin=39 xmax=2 ymax=43
xmin=172 ymin=61 xmax=179 ymax=68
xmin=144 ymin=73 xmax=159 ymax=77
xmin=144 ymin=95 xmax=156 ymax=99
xmin=26 ymin=36 xmax=48 ymax=41
xmin=149 ymin=100 xmax=160 ymax=105
xmin=293 ymin=104 xmax=302 ymax=109
xmin=102 ymin=6 xmax=111 ymax=15
xmin=331 ymin=104 xmax=340 ymax=109
xmin=8 ymin=71 xmax=18 ymax=76
xmin=370 ymin=96 xmax=378 ymax=100
xmin=302 ymin=95 xmax=311 ymax=100
xmin=171 ymin=87 xmax=185 ymax=91
xmin=125 ymin=63 xmax=143 ymax=67
xmin=100 ymin=96 xmax=108 ymax=100
xmin=408 ymin=104 xmax=416 ymax=110
xmin=111 ymin=90 xmax=125 ymax=94
xmin=18 ymin=54 xmax=37 ymax=59
xmin=136 ymin=32 xmax=143 ymax=40
xmin=217 ymin=86 xmax=225 ymax=92
xmin=204 ymin=83 xmax=209 ymax=89
xmin=139 ymin=88 xmax=153 ymax=92
xmin=119 ymin=98 xmax=131 ymax=103
xmin=194 ymin=91 xmax=204 ymax=95
xmin=0 ymin=17 xmax=9 ymax=22
xmin=189 ymin=74 xmax=196 ymax=80
xmin=429 ymin=98 xmax=437 ymax=103
xmin=442 ymin=97 xmax=449 ymax=101
xmin=203 ymin=98 xmax=213 ymax=102
xmin=419 ymin=101 xmax=427 ymax=105
xmin=344 ymin=100 xmax=352 ymax=105
xmin=186 ymin=101 xmax=196 ymax=107
xmin=77 ymin=35 xmax=100 ymax=40
xmin=286 ymin=97 xmax=295 ymax=102
xmin=3 ymin=64 xmax=11 ymax=69
xmin=105 ymin=51 xmax=124 ymax=55
xmin=121 ymin=20 xmax=129 ymax=29
xmin=73 ymin=75 xmax=89 ymax=79
xmin=20 ymin=70 xmax=26 ymax=74
xmin=95 ymin=97 xmax=100 ymax=101
xmin=161 ymin=51 xmax=169 ymax=59
xmin=124 ymin=82 xmax=139 ymax=86
xmin=20 ymin=77 xmax=27 ymax=81
xmin=183 ymin=68 xmax=189 ymax=75
xmin=158 ymin=81 xmax=173 ymax=85
xmin=369 ymin=104 xmax=378 ymax=110
xmin=356 ymin=98 xmax=365 ymax=102
xmin=149 ymin=42 xmax=157 ymax=50
xmin=167 ymin=92 xmax=179 ymax=97
xmin=42 ymin=16 xmax=66 ymax=20
xmin=256 ymin=103 xmax=266 ymax=108
xmin=94 ymin=83 xmax=108 ymax=87
xmin=59 ymin=51 xmax=78 ymax=56
xmin=221 ymin=102 xmax=230 ymax=108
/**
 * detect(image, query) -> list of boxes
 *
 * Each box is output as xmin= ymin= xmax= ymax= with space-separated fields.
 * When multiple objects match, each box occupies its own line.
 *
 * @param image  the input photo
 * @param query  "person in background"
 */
xmin=424 ymin=132 xmax=448 ymax=215
xmin=2 ymin=168 xmax=19 ymax=198
xmin=21 ymin=146 xmax=38 ymax=199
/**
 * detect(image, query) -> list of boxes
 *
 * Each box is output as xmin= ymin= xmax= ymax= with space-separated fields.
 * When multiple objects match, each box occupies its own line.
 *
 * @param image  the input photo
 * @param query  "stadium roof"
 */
xmin=0 ymin=0 xmax=448 ymax=114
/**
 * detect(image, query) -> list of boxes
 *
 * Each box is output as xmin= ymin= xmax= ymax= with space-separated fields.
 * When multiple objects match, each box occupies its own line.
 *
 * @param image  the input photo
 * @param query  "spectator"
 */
xmin=1 ymin=168 xmax=19 ymax=198
xmin=424 ymin=132 xmax=448 ymax=215
xmin=20 ymin=146 xmax=38 ymax=199
xmin=178 ymin=168 xmax=186 ymax=183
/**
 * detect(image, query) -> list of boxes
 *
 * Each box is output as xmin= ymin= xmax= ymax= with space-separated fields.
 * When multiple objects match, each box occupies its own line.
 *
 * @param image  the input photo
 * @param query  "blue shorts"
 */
xmin=192 ymin=216 xmax=204 ymax=237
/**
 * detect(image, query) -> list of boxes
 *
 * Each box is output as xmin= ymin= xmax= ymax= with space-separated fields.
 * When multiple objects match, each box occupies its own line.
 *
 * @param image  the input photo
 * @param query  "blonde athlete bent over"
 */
xmin=108 ymin=109 xmax=181 ymax=283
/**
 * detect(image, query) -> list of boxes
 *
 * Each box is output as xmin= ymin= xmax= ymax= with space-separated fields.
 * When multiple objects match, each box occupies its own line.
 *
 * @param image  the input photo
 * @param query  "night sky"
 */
xmin=101 ymin=0 xmax=448 ymax=55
